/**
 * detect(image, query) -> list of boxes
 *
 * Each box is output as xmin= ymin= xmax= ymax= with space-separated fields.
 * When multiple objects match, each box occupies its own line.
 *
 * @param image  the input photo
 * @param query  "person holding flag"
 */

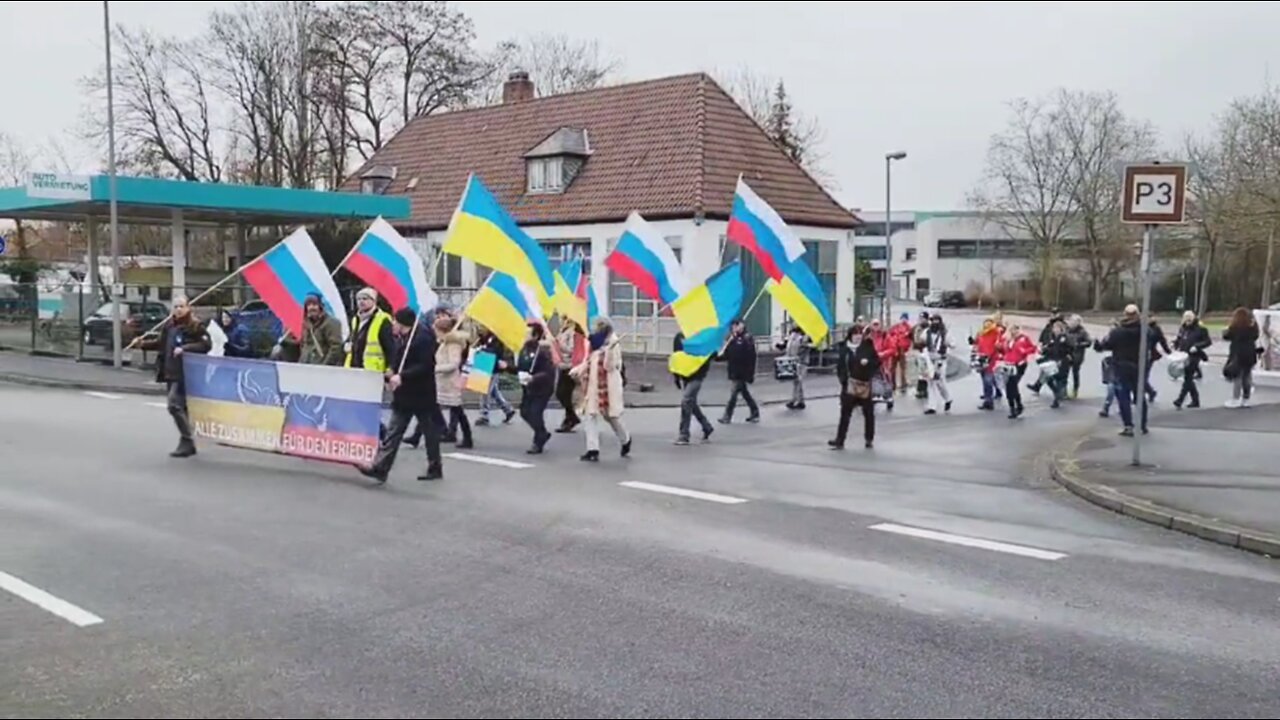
xmin=345 ymin=288 xmax=395 ymax=372
xmin=571 ymin=317 xmax=632 ymax=462
xmin=362 ymin=308 xmax=443 ymax=483
xmin=672 ymin=332 xmax=715 ymax=445
xmin=555 ymin=319 xmax=587 ymax=433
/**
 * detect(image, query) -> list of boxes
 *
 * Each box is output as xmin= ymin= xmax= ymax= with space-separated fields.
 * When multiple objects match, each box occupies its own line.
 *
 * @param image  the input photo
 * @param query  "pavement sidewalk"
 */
xmin=1052 ymin=403 xmax=1280 ymax=557
xmin=0 ymin=349 xmax=967 ymax=409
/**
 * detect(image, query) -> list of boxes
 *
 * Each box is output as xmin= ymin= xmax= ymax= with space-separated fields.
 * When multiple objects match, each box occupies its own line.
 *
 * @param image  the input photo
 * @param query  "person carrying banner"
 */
xmin=299 ymin=293 xmax=345 ymax=366
xmin=345 ymin=287 xmax=395 ymax=372
xmin=363 ymin=308 xmax=443 ymax=483
xmin=137 ymin=296 xmax=212 ymax=458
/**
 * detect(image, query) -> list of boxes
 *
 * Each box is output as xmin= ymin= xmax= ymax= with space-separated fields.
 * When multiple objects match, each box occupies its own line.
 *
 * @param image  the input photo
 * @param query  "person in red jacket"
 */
xmin=869 ymin=319 xmax=899 ymax=411
xmin=998 ymin=324 xmax=1038 ymax=419
xmin=888 ymin=312 xmax=914 ymax=395
xmin=969 ymin=317 xmax=1004 ymax=411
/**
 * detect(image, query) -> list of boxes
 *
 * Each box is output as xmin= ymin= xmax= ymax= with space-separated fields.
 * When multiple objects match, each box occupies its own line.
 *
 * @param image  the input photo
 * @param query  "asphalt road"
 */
xmin=2 ymin=358 xmax=1279 ymax=719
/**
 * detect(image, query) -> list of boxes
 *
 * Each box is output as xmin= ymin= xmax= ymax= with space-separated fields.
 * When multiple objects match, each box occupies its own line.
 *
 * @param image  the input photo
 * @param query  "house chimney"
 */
xmin=503 ymin=70 xmax=535 ymax=104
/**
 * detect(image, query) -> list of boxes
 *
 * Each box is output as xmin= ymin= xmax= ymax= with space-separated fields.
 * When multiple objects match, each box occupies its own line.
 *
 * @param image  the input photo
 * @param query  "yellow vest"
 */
xmin=345 ymin=311 xmax=391 ymax=372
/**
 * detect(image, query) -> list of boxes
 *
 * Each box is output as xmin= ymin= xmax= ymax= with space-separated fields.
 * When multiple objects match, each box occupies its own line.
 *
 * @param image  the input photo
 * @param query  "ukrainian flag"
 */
xmin=672 ymin=261 xmax=744 ymax=339
xmin=465 ymin=272 xmax=539 ymax=354
xmin=669 ymin=323 xmax=730 ymax=377
xmin=443 ymin=175 xmax=558 ymax=305
xmin=766 ymin=257 xmax=833 ymax=345
xmin=554 ymin=256 xmax=588 ymax=330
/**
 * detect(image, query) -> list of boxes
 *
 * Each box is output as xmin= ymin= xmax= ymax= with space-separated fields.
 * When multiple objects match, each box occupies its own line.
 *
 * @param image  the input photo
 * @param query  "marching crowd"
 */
xmin=137 ymin=288 xmax=1270 ymax=483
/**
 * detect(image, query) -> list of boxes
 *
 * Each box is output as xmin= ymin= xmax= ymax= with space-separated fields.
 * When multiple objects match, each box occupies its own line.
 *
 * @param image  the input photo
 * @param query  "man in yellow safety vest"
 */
xmin=345 ymin=287 xmax=395 ymax=372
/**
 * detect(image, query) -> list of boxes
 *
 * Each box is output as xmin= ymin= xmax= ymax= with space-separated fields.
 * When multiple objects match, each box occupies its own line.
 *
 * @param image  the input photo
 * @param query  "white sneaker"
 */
xmin=1225 ymin=399 xmax=1242 ymax=409
xmin=1242 ymin=398 xmax=1252 ymax=408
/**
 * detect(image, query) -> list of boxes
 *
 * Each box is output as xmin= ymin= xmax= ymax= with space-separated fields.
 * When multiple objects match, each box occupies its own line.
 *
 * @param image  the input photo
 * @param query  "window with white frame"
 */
xmin=527 ymin=156 xmax=565 ymax=193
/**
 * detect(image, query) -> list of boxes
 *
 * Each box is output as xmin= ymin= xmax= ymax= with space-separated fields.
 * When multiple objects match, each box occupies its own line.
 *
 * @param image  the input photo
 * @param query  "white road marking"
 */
xmin=84 ymin=391 xmax=124 ymax=401
xmin=0 ymin=571 xmax=104 ymax=627
xmin=445 ymin=452 xmax=534 ymax=470
xmin=145 ymin=402 xmax=169 ymax=409
xmin=619 ymin=481 xmax=749 ymax=505
xmin=869 ymin=523 xmax=1068 ymax=561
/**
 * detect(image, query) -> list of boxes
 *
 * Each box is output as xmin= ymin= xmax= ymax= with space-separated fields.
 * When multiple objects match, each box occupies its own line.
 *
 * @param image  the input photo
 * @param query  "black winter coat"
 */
xmin=1096 ymin=319 xmax=1154 ymax=368
xmin=673 ymin=333 xmax=711 ymax=386
xmin=837 ymin=338 xmax=881 ymax=389
xmin=141 ymin=318 xmax=211 ymax=384
xmin=722 ymin=333 xmax=757 ymax=383
xmin=1175 ymin=323 xmax=1212 ymax=361
xmin=1041 ymin=334 xmax=1073 ymax=364
xmin=1224 ymin=323 xmax=1261 ymax=370
xmin=389 ymin=328 xmax=438 ymax=412
xmin=515 ymin=341 xmax=556 ymax=399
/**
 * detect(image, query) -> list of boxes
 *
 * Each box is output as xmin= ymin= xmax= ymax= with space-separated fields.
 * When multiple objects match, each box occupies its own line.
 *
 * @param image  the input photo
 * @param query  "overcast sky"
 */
xmin=2 ymin=1 xmax=1277 ymax=210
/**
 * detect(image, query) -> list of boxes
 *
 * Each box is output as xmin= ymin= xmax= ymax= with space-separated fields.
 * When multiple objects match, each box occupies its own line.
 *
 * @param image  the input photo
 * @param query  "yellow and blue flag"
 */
xmin=766 ymin=257 xmax=833 ymax=345
xmin=671 ymin=261 xmax=744 ymax=340
xmin=669 ymin=323 xmax=731 ymax=377
xmin=443 ymin=174 xmax=557 ymax=305
xmin=554 ymin=256 xmax=589 ymax=330
xmin=465 ymin=272 xmax=541 ymax=354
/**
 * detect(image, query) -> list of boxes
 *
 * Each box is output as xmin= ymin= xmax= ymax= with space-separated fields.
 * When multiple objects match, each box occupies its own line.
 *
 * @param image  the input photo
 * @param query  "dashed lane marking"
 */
xmin=84 ymin=391 xmax=124 ymax=401
xmin=869 ymin=523 xmax=1068 ymax=561
xmin=444 ymin=452 xmax=535 ymax=470
xmin=0 ymin=570 xmax=103 ymax=628
xmin=619 ymin=481 xmax=749 ymax=505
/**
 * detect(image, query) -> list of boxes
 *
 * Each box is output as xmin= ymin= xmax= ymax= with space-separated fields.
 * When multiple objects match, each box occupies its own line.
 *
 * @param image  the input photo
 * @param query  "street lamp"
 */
xmin=884 ymin=151 xmax=907 ymax=322
xmin=103 ymin=0 xmax=122 ymax=368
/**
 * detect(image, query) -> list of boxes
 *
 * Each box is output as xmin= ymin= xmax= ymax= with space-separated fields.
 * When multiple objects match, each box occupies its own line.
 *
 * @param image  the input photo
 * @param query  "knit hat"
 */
xmin=356 ymin=287 xmax=378 ymax=302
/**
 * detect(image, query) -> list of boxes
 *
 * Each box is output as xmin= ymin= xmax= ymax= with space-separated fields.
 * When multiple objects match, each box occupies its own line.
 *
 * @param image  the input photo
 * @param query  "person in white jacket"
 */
xmin=570 ymin=318 xmax=632 ymax=462
xmin=924 ymin=314 xmax=953 ymax=415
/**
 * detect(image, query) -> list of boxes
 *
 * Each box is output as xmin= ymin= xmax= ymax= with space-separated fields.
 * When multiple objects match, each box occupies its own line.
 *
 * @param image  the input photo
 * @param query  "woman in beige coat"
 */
xmin=435 ymin=315 xmax=474 ymax=449
xmin=571 ymin=318 xmax=632 ymax=462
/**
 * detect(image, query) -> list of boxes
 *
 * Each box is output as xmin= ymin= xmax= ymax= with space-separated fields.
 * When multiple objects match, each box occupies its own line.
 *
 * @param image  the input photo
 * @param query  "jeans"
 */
xmin=1233 ymin=366 xmax=1254 ymax=401
xmin=480 ymin=383 xmax=512 ymax=421
xmin=835 ymin=393 xmax=876 ymax=445
xmin=556 ymin=369 xmax=580 ymax=427
xmin=1006 ymin=364 xmax=1027 ymax=413
xmin=1103 ymin=382 xmax=1117 ymax=414
xmin=1177 ymin=364 xmax=1200 ymax=407
xmin=980 ymin=369 xmax=997 ymax=406
xmin=1115 ymin=366 xmax=1148 ymax=431
xmin=371 ymin=405 xmax=442 ymax=477
xmin=585 ymin=414 xmax=629 ymax=452
xmin=521 ymin=393 xmax=551 ymax=449
xmin=679 ymin=378 xmax=713 ymax=440
xmin=167 ymin=381 xmax=193 ymax=441
xmin=724 ymin=380 xmax=759 ymax=420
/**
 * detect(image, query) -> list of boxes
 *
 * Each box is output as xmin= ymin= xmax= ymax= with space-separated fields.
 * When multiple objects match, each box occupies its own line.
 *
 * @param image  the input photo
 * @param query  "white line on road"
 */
xmin=145 ymin=402 xmax=169 ymax=409
xmin=869 ymin=523 xmax=1067 ymax=561
xmin=84 ymin=391 xmax=124 ymax=401
xmin=0 ymin=571 xmax=103 ymax=627
xmin=445 ymin=452 xmax=534 ymax=470
xmin=619 ymin=481 xmax=749 ymax=505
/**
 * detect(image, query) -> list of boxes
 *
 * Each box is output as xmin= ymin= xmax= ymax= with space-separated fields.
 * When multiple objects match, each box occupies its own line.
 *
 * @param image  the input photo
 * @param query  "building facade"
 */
xmin=343 ymin=72 xmax=859 ymax=345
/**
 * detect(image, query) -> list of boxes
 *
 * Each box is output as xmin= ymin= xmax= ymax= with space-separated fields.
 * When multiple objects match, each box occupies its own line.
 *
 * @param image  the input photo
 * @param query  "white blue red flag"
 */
xmin=242 ymin=228 xmax=349 ymax=340
xmin=726 ymin=178 xmax=807 ymax=282
xmin=342 ymin=217 xmax=439 ymax=315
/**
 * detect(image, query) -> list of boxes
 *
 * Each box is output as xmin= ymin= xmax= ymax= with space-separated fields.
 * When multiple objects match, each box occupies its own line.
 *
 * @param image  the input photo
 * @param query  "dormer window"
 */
xmin=524 ymin=128 xmax=590 ymax=195
xmin=527 ymin=157 xmax=564 ymax=193
xmin=360 ymin=164 xmax=397 ymax=195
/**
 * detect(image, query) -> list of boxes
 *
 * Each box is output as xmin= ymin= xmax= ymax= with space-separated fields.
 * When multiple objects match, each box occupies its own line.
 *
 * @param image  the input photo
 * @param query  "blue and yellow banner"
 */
xmin=767 ymin=258 xmax=833 ymax=345
xmin=183 ymin=355 xmax=384 ymax=466
xmin=442 ymin=174 xmax=558 ymax=304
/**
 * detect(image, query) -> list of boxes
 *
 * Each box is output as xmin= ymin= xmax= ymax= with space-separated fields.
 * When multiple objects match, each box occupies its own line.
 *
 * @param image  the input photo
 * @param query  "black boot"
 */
xmin=417 ymin=464 xmax=443 ymax=482
xmin=621 ymin=439 xmax=633 ymax=458
xmin=580 ymin=450 xmax=600 ymax=462
xmin=170 ymin=439 xmax=196 ymax=458
xmin=457 ymin=438 xmax=474 ymax=450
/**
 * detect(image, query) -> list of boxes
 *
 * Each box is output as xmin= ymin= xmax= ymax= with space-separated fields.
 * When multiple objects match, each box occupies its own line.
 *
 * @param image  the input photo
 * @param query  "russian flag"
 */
xmin=343 ymin=217 xmax=439 ymax=315
xmin=726 ymin=178 xmax=807 ymax=282
xmin=605 ymin=212 xmax=689 ymax=306
xmin=242 ymin=228 xmax=349 ymax=341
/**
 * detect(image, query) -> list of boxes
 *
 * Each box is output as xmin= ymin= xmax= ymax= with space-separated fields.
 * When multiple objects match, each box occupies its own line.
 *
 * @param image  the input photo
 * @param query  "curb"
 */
xmin=1049 ymin=453 xmax=1280 ymax=558
xmin=0 ymin=372 xmax=165 ymax=396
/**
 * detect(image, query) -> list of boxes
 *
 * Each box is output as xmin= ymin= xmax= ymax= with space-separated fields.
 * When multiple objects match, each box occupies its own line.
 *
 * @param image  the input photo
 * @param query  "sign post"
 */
xmin=1121 ymin=163 xmax=1188 ymax=467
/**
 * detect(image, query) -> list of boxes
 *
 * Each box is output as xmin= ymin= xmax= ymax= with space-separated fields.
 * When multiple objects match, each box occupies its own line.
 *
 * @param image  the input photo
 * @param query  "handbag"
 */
xmin=849 ymin=379 xmax=871 ymax=400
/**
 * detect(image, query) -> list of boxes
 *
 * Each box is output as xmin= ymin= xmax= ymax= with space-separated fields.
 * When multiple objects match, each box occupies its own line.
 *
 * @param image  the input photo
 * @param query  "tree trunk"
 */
xmin=1197 ymin=241 xmax=1215 ymax=316
xmin=1263 ymin=227 xmax=1275 ymax=309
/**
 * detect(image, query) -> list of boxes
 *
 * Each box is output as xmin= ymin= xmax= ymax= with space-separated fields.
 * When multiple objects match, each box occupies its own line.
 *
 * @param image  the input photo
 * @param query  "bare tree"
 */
xmin=0 ymin=133 xmax=38 ymax=282
xmin=1057 ymin=89 xmax=1156 ymax=310
xmin=479 ymin=33 xmax=620 ymax=103
xmin=716 ymin=67 xmax=830 ymax=186
xmin=82 ymin=26 xmax=227 ymax=182
xmin=969 ymin=96 xmax=1080 ymax=307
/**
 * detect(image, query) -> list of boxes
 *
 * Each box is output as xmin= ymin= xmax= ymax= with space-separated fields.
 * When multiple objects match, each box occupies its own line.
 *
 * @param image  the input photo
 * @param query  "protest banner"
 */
xmin=183 ymin=355 xmax=383 ymax=466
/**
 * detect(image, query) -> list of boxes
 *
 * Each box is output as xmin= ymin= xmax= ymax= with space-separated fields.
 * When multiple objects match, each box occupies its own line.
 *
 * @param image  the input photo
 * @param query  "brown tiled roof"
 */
xmin=343 ymin=73 xmax=857 ymax=231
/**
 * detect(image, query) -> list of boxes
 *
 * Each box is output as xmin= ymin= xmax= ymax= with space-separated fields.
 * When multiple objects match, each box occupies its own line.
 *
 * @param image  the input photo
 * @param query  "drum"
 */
xmin=993 ymin=361 xmax=1014 ymax=381
xmin=970 ymin=352 xmax=988 ymax=371
xmin=774 ymin=356 xmax=799 ymax=380
xmin=1037 ymin=359 xmax=1061 ymax=378
xmin=1166 ymin=351 xmax=1189 ymax=380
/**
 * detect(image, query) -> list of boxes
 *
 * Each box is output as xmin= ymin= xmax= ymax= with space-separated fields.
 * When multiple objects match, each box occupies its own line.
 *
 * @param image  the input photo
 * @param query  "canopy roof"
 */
xmin=0 ymin=175 xmax=410 ymax=226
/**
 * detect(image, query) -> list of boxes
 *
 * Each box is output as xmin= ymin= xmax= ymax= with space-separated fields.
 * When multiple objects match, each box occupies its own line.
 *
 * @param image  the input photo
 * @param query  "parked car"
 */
xmin=924 ymin=291 xmax=965 ymax=308
xmin=83 ymin=301 xmax=170 ymax=347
